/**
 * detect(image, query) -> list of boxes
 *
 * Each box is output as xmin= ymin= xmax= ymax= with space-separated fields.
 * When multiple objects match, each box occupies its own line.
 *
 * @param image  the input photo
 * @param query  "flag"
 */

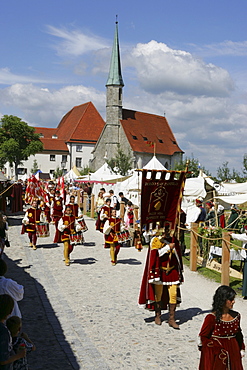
xmin=141 ymin=169 xmax=187 ymax=232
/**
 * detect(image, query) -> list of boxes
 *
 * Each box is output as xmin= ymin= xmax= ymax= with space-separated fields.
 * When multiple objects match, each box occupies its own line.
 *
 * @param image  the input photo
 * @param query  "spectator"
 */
xmin=0 ymin=260 xmax=24 ymax=318
xmin=6 ymin=316 xmax=36 ymax=370
xmin=118 ymin=192 xmax=129 ymax=206
xmin=0 ymin=294 xmax=26 ymax=369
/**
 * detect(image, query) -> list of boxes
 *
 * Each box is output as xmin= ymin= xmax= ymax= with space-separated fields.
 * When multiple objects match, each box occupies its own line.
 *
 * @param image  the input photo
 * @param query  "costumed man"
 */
xmin=22 ymin=199 xmax=46 ymax=250
xmin=138 ymin=228 xmax=183 ymax=329
xmin=58 ymin=205 xmax=82 ymax=266
xmin=103 ymin=209 xmax=122 ymax=266
xmin=99 ymin=198 xmax=112 ymax=242
xmin=66 ymin=195 xmax=87 ymax=243
xmin=52 ymin=190 xmax=64 ymax=243
xmin=229 ymin=227 xmax=247 ymax=299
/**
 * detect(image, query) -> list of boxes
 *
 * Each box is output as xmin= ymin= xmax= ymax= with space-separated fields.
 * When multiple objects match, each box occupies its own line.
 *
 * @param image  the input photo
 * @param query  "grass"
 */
xmin=182 ymin=250 xmax=243 ymax=295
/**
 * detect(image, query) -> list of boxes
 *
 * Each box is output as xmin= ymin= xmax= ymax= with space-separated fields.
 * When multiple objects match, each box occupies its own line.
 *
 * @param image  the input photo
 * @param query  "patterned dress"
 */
xmin=199 ymin=311 xmax=245 ymax=369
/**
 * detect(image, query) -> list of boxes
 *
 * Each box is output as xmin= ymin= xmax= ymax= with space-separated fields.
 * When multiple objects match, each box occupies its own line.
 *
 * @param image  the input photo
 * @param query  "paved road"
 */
xmin=3 ymin=213 xmax=247 ymax=369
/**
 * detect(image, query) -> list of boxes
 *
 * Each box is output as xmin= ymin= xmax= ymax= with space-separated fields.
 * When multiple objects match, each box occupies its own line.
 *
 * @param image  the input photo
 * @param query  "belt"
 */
xmin=161 ymin=266 xmax=174 ymax=272
xmin=212 ymin=335 xmax=235 ymax=339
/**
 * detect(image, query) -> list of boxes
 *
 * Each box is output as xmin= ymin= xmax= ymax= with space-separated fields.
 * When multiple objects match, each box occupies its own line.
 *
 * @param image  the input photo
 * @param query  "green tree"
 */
xmin=107 ymin=145 xmax=132 ymax=176
xmin=53 ymin=167 xmax=63 ymax=179
xmin=0 ymin=115 xmax=43 ymax=180
xmin=79 ymin=166 xmax=95 ymax=176
xmin=31 ymin=159 xmax=39 ymax=174
xmin=173 ymin=154 xmax=210 ymax=178
xmin=243 ymin=154 xmax=247 ymax=177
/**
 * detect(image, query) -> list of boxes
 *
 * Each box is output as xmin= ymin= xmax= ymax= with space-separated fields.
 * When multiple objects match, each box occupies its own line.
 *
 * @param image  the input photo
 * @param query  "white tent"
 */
xmin=81 ymin=162 xmax=124 ymax=183
xmin=216 ymin=193 xmax=247 ymax=205
xmin=64 ymin=168 xmax=79 ymax=180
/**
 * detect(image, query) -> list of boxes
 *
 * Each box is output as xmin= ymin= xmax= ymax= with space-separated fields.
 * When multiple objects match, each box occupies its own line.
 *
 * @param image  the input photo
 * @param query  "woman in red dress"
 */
xmin=198 ymin=285 xmax=245 ymax=369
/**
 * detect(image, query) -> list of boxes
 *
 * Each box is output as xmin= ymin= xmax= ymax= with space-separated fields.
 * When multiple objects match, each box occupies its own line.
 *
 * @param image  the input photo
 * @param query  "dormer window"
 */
xmin=132 ymin=135 xmax=138 ymax=140
xmin=158 ymin=139 xmax=163 ymax=143
xmin=52 ymin=135 xmax=58 ymax=139
xmin=39 ymin=133 xmax=44 ymax=138
xmin=143 ymin=137 xmax=148 ymax=141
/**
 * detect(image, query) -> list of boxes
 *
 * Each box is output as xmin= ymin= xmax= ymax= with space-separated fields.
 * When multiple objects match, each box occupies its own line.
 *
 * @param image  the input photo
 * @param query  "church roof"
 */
xmin=121 ymin=109 xmax=183 ymax=156
xmin=56 ymin=101 xmax=105 ymax=144
xmin=106 ymin=22 xmax=124 ymax=87
xmin=34 ymin=102 xmax=105 ymax=151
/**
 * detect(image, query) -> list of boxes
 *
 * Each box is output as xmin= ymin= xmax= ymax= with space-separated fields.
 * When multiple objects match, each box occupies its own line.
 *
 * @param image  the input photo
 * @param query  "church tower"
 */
xmin=90 ymin=20 xmax=125 ymax=169
xmin=106 ymin=20 xmax=124 ymax=126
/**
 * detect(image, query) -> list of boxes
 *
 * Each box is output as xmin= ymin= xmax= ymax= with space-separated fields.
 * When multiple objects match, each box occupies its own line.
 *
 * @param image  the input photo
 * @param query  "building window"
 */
xmin=132 ymin=135 xmax=137 ymax=140
xmin=50 ymin=155 xmax=55 ymax=161
xmin=158 ymin=139 xmax=163 ymax=143
xmin=17 ymin=168 xmax=27 ymax=175
xmin=52 ymin=135 xmax=58 ymax=139
xmin=143 ymin=137 xmax=148 ymax=141
xmin=76 ymin=145 xmax=83 ymax=152
xmin=62 ymin=155 xmax=67 ymax=163
xmin=76 ymin=158 xmax=82 ymax=168
xmin=50 ymin=170 xmax=55 ymax=175
xmin=39 ymin=133 xmax=44 ymax=138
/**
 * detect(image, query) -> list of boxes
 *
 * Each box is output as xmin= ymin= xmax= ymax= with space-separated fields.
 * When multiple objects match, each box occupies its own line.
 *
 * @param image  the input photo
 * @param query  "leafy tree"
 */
xmin=216 ymin=161 xmax=231 ymax=182
xmin=79 ymin=166 xmax=95 ymax=176
xmin=53 ymin=167 xmax=63 ymax=179
xmin=243 ymin=154 xmax=247 ymax=177
xmin=31 ymin=159 xmax=39 ymax=174
xmin=107 ymin=145 xmax=132 ymax=176
xmin=173 ymin=154 xmax=210 ymax=178
xmin=0 ymin=115 xmax=43 ymax=180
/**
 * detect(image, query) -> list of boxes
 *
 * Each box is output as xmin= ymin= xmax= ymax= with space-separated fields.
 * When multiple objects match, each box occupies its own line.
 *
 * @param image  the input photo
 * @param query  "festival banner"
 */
xmin=141 ymin=169 xmax=186 ymax=232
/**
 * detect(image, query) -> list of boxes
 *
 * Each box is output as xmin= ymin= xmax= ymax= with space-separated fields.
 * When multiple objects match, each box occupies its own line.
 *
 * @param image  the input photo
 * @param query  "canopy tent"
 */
xmin=64 ymin=166 xmax=80 ymax=181
xmin=79 ymin=162 xmax=125 ymax=183
xmin=216 ymin=193 xmax=247 ymax=205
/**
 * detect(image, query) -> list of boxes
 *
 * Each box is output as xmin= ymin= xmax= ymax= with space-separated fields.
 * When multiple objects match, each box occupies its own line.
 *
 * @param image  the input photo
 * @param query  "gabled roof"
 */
xmin=34 ymin=102 xmax=105 ymax=151
xmin=121 ymin=109 xmax=183 ymax=156
xmin=56 ymin=101 xmax=105 ymax=144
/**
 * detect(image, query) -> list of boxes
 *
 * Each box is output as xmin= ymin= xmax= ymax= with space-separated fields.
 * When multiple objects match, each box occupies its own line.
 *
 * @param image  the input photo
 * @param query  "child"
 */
xmin=0 ymin=294 xmax=26 ymax=369
xmin=6 ymin=316 xmax=35 ymax=370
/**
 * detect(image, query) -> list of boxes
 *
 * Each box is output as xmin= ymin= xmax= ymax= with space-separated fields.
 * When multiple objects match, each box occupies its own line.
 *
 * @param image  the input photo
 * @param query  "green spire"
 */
xmin=106 ymin=21 xmax=124 ymax=87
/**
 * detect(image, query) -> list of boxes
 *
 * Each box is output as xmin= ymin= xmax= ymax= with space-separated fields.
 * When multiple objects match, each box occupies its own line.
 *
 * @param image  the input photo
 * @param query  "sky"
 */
xmin=0 ymin=0 xmax=247 ymax=176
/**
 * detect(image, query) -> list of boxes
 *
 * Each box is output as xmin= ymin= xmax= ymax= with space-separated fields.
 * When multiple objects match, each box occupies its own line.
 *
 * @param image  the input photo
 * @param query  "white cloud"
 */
xmin=0 ymin=84 xmax=106 ymax=126
xmin=188 ymin=40 xmax=247 ymax=57
xmin=125 ymin=40 xmax=234 ymax=97
xmin=46 ymin=25 xmax=110 ymax=56
xmin=0 ymin=68 xmax=51 ymax=85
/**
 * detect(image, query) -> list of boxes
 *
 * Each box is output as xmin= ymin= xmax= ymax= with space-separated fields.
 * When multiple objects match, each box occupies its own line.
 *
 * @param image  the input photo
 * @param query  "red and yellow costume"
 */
xmin=58 ymin=214 xmax=81 ymax=266
xmin=138 ymin=235 xmax=183 ymax=328
xmin=52 ymin=195 xmax=64 ymax=243
xmin=103 ymin=216 xmax=122 ymax=265
xmin=99 ymin=205 xmax=112 ymax=233
xmin=22 ymin=205 xmax=43 ymax=249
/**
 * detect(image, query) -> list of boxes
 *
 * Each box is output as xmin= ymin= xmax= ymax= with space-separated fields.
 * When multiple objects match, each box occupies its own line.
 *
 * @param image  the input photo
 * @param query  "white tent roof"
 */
xmin=216 ymin=193 xmax=247 ymax=205
xmin=64 ymin=168 xmax=79 ymax=180
xmin=143 ymin=156 xmax=167 ymax=170
xmin=81 ymin=162 xmax=124 ymax=182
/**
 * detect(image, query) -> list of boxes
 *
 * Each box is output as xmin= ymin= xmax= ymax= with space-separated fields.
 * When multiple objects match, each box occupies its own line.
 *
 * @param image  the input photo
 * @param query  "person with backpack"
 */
xmin=109 ymin=190 xmax=120 ymax=211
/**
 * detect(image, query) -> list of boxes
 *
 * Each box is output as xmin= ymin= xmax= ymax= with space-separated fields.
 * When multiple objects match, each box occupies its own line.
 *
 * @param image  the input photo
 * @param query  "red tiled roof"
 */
xmin=39 ymin=138 xmax=68 ymax=152
xmin=56 ymin=102 xmax=105 ymax=144
xmin=121 ymin=109 xmax=183 ymax=155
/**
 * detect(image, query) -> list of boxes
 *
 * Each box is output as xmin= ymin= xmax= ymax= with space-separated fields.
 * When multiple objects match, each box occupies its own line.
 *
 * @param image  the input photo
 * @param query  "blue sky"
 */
xmin=0 ymin=0 xmax=247 ymax=175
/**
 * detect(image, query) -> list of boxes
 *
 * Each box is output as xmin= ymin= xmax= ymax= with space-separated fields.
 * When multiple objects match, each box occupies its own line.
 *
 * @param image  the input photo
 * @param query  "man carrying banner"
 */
xmin=139 ymin=228 xmax=183 ymax=328
xmin=138 ymin=168 xmax=187 ymax=329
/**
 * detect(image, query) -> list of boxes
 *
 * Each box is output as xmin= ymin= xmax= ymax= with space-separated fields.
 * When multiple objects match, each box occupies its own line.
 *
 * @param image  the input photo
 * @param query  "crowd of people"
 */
xmin=0 ymin=178 xmax=246 ymax=368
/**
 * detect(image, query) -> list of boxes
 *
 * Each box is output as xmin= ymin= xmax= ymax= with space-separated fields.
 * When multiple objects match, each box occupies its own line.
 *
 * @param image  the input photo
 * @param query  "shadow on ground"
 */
xmin=2 ymin=253 xmax=80 ymax=370
xmin=144 ymin=307 xmax=211 ymax=326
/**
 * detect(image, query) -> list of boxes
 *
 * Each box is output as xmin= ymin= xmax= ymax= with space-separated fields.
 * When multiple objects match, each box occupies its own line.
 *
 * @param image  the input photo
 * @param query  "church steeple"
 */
xmin=106 ymin=19 xmax=124 ymax=126
xmin=106 ymin=19 xmax=124 ymax=87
